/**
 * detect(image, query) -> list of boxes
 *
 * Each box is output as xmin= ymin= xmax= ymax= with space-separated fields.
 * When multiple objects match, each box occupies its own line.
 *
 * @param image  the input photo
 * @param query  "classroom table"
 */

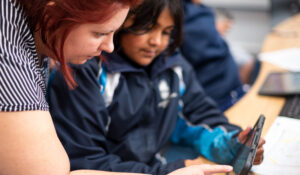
xmin=197 ymin=13 xmax=300 ymax=173
xmin=225 ymin=14 xmax=300 ymax=137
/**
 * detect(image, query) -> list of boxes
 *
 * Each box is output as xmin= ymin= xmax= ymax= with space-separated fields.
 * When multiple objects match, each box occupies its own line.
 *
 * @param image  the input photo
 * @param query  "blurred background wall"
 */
xmin=202 ymin=0 xmax=298 ymax=55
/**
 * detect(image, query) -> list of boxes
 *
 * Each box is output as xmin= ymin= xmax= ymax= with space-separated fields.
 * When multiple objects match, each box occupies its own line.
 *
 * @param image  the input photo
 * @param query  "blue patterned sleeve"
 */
xmin=170 ymin=117 xmax=242 ymax=164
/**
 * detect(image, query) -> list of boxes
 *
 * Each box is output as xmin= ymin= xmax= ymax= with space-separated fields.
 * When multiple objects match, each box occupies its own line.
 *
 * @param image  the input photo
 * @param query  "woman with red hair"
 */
xmin=0 ymin=0 xmax=231 ymax=175
xmin=0 ymin=0 xmax=141 ymax=175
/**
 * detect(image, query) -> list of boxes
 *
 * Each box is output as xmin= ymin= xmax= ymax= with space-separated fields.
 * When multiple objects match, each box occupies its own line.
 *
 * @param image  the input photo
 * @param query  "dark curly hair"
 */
xmin=115 ymin=0 xmax=183 ymax=57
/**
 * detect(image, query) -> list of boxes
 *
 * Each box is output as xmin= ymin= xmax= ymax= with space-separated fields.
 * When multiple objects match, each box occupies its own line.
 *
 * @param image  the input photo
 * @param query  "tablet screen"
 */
xmin=259 ymin=72 xmax=300 ymax=96
xmin=230 ymin=115 xmax=265 ymax=175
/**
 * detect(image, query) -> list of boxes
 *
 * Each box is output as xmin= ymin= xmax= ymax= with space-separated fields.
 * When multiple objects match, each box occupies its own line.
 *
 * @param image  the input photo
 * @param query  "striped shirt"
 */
xmin=0 ymin=0 xmax=49 ymax=111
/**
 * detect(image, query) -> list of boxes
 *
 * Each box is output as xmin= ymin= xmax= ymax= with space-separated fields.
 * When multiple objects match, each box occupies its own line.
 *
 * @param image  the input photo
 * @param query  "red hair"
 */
xmin=19 ymin=0 xmax=138 ymax=88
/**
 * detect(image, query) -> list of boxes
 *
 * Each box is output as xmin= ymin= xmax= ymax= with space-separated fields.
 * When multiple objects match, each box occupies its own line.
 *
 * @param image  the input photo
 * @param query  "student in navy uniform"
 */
xmin=0 ymin=0 xmax=224 ymax=174
xmin=181 ymin=0 xmax=246 ymax=111
xmin=48 ymin=0 xmax=265 ymax=174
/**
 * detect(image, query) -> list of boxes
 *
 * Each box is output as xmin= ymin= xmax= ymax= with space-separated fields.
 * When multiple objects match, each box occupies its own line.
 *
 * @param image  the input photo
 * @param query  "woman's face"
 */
xmin=120 ymin=8 xmax=174 ymax=66
xmin=64 ymin=7 xmax=129 ymax=64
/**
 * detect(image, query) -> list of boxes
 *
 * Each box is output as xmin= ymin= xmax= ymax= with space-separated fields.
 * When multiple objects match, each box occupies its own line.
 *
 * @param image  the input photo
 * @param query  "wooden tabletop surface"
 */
xmin=197 ymin=13 xmax=300 ymax=172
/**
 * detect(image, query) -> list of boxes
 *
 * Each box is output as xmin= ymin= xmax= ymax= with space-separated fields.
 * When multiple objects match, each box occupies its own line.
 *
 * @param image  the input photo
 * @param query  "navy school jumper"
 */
xmin=181 ymin=1 xmax=244 ymax=111
xmin=48 ymin=51 xmax=241 ymax=174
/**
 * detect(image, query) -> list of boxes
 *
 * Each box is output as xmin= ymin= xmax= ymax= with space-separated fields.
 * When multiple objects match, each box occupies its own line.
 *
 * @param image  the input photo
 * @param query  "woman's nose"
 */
xmin=98 ymin=33 xmax=114 ymax=53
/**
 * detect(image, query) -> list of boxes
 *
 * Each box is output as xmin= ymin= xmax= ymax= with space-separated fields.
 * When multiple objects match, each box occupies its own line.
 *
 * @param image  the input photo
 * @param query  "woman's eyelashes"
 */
xmin=92 ymin=31 xmax=107 ymax=38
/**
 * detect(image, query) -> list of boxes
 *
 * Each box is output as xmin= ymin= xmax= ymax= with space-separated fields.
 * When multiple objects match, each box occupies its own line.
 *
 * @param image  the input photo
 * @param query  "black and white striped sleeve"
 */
xmin=0 ymin=0 xmax=49 ymax=111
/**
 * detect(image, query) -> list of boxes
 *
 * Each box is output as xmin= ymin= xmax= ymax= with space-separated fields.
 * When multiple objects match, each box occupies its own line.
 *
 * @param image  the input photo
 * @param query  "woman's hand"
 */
xmin=238 ymin=127 xmax=266 ymax=165
xmin=169 ymin=164 xmax=233 ymax=175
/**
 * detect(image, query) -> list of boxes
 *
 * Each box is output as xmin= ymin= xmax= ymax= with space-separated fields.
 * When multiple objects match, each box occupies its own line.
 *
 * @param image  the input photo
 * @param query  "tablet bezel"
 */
xmin=258 ymin=72 xmax=300 ymax=96
xmin=230 ymin=115 xmax=265 ymax=175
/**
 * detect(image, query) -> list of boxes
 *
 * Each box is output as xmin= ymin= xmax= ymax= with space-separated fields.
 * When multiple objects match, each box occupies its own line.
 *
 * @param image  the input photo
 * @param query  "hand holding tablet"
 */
xmin=228 ymin=115 xmax=266 ymax=175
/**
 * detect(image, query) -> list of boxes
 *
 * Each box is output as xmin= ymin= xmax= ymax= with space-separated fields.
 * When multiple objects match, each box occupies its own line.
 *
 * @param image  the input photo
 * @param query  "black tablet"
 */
xmin=258 ymin=72 xmax=300 ymax=96
xmin=228 ymin=115 xmax=265 ymax=175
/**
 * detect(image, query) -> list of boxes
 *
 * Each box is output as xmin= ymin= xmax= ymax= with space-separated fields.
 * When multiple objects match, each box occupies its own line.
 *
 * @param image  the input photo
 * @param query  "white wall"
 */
xmin=224 ymin=10 xmax=271 ymax=54
xmin=203 ymin=0 xmax=272 ymax=54
xmin=203 ymin=0 xmax=270 ymax=10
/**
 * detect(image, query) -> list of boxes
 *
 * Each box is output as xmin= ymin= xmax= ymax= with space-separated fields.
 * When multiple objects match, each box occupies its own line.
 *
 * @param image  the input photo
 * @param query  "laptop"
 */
xmin=259 ymin=71 xmax=300 ymax=118
xmin=258 ymin=72 xmax=300 ymax=96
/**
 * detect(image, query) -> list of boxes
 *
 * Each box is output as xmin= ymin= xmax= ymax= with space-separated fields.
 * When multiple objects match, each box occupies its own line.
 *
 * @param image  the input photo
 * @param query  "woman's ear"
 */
xmin=42 ymin=1 xmax=56 ymax=28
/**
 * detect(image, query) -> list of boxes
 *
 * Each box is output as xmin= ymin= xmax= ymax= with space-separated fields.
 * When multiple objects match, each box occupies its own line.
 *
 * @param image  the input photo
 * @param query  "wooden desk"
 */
xmin=224 ymin=62 xmax=286 ymax=137
xmin=198 ymin=13 xmax=300 ymax=171
xmin=262 ymin=14 xmax=300 ymax=52
xmin=225 ymin=14 xmax=300 ymax=137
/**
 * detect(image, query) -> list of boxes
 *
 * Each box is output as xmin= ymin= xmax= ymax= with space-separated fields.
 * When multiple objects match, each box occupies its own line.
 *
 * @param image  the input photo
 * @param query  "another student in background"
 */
xmin=214 ymin=8 xmax=258 ymax=85
xmin=48 ymin=0 xmax=265 ymax=174
xmin=181 ymin=0 xmax=246 ymax=111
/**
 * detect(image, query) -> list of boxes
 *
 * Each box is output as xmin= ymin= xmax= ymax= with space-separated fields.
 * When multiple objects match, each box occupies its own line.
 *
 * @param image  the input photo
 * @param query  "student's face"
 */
xmin=120 ymin=8 xmax=175 ymax=66
xmin=64 ymin=7 xmax=129 ymax=64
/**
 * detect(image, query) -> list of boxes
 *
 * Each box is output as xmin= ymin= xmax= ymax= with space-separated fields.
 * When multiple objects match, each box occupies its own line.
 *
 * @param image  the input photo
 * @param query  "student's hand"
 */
xmin=238 ymin=127 xmax=266 ymax=165
xmin=185 ymin=158 xmax=205 ymax=167
xmin=169 ymin=164 xmax=233 ymax=175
